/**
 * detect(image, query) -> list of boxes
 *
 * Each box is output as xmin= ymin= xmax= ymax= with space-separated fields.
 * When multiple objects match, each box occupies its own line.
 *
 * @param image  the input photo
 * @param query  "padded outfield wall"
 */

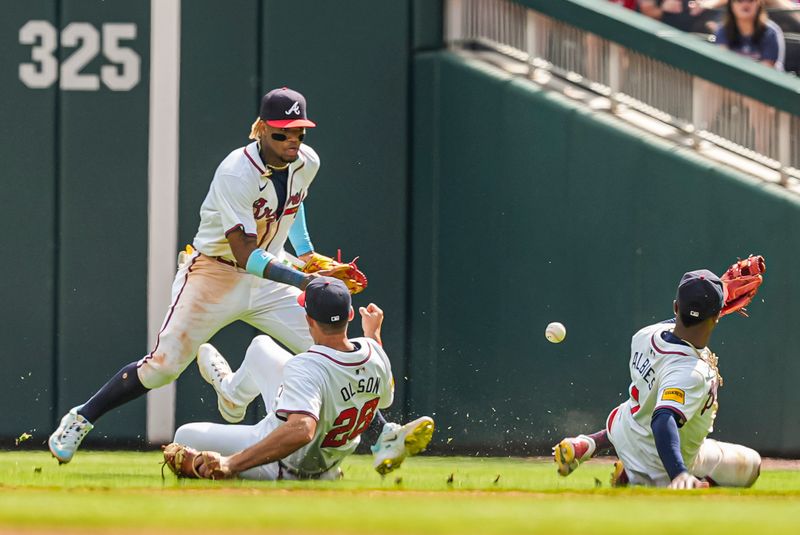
xmin=0 ymin=0 xmax=151 ymax=444
xmin=173 ymin=0 xmax=418 ymax=434
xmin=2 ymin=0 xmax=799 ymax=457
xmin=408 ymin=51 xmax=800 ymax=457
xmin=0 ymin=0 xmax=426 ymax=444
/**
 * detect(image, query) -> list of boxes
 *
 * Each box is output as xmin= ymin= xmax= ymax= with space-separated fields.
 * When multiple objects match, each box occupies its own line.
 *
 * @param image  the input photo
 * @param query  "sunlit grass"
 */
xmin=1 ymin=451 xmax=798 ymax=534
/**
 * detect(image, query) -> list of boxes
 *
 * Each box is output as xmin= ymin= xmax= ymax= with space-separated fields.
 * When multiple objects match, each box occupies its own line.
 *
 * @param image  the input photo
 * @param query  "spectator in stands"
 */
xmin=700 ymin=0 xmax=800 ymax=33
xmin=609 ymin=0 xmax=640 ymax=10
xmin=714 ymin=0 xmax=786 ymax=69
xmin=706 ymin=0 xmax=800 ymax=8
xmin=639 ymin=1 xmax=722 ymax=32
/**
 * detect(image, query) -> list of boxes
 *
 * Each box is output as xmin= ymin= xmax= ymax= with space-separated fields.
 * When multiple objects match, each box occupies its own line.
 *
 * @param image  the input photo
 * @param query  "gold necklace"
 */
xmin=255 ymin=141 xmax=290 ymax=177
xmin=263 ymin=162 xmax=289 ymax=178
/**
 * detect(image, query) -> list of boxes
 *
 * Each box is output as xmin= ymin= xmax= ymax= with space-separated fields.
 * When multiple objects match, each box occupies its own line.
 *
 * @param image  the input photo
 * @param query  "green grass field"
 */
xmin=1 ymin=451 xmax=799 ymax=534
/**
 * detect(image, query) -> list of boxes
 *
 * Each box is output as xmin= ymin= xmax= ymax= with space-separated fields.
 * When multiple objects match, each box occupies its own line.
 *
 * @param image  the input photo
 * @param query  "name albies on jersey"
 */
xmin=612 ymin=322 xmax=720 ymax=476
xmin=267 ymin=337 xmax=394 ymax=477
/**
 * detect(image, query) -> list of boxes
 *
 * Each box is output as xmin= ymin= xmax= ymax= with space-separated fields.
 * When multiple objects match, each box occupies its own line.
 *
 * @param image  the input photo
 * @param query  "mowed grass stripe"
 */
xmin=2 ymin=488 xmax=800 ymax=535
xmin=1 ymin=452 xmax=799 ymax=534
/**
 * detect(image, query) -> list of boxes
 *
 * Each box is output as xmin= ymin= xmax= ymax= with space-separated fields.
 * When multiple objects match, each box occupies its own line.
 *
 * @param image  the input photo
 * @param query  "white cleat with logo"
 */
xmin=48 ymin=406 xmax=94 ymax=464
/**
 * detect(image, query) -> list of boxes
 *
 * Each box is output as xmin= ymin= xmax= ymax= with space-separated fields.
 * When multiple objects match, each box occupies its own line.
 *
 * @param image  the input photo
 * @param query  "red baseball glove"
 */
xmin=302 ymin=252 xmax=368 ymax=295
xmin=720 ymin=255 xmax=766 ymax=317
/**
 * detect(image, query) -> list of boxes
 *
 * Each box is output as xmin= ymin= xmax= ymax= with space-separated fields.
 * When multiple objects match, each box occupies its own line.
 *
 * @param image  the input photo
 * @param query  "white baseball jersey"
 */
xmin=266 ymin=337 xmax=394 ymax=477
xmin=193 ymin=141 xmax=320 ymax=260
xmin=137 ymin=141 xmax=320 ymax=389
xmin=607 ymin=322 xmax=719 ymax=484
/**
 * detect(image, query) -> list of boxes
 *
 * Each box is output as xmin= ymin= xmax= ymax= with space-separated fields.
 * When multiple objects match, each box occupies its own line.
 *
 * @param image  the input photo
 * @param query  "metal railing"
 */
xmin=445 ymin=0 xmax=800 ymax=185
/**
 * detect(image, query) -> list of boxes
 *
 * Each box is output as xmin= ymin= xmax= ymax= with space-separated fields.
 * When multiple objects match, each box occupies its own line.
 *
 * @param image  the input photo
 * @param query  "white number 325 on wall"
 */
xmin=19 ymin=20 xmax=141 ymax=91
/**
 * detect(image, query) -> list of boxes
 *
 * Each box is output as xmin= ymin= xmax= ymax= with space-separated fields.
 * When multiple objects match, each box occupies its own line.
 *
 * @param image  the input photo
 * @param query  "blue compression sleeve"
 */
xmin=288 ymin=203 xmax=314 ymax=256
xmin=263 ymin=259 xmax=307 ymax=289
xmin=246 ymin=249 xmax=306 ymax=288
xmin=652 ymin=408 xmax=687 ymax=480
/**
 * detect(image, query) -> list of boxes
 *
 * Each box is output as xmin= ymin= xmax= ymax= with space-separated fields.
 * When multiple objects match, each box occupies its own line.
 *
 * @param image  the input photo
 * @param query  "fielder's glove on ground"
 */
xmin=162 ymin=443 xmax=232 ymax=480
xmin=302 ymin=252 xmax=368 ymax=294
xmin=720 ymin=255 xmax=765 ymax=317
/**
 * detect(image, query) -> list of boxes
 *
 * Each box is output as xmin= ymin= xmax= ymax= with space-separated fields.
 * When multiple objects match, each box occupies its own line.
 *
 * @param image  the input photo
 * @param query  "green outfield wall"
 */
xmin=174 ymin=0 xmax=265 ymax=428
xmin=1 ymin=0 xmax=415 ymax=444
xmin=409 ymin=51 xmax=800 ymax=456
xmin=173 ymin=0 xmax=414 ymax=428
xmin=2 ymin=0 xmax=799 ymax=457
xmin=1 ymin=0 xmax=151 ymax=443
xmin=0 ymin=0 xmax=60 ymax=446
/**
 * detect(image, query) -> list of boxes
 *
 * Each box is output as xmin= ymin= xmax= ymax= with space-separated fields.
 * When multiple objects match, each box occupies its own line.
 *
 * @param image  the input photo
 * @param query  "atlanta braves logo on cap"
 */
xmin=259 ymin=87 xmax=317 ymax=128
xmin=285 ymin=101 xmax=302 ymax=116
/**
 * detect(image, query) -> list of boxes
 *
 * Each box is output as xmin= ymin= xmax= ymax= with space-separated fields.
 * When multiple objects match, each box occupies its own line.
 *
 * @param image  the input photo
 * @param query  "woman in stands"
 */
xmin=714 ymin=0 xmax=786 ymax=69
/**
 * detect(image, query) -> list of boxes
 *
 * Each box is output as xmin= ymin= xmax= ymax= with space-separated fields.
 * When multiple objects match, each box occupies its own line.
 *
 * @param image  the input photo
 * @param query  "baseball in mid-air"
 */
xmin=545 ymin=322 xmax=566 ymax=343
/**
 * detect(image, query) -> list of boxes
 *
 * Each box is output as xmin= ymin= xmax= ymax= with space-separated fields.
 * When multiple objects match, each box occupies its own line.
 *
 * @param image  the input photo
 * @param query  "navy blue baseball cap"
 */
xmin=259 ymin=87 xmax=316 ymax=128
xmin=676 ymin=269 xmax=724 ymax=321
xmin=297 ymin=277 xmax=352 ymax=324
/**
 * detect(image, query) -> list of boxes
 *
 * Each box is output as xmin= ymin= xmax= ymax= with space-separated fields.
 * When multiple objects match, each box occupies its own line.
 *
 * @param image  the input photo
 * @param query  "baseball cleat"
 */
xmin=197 ymin=343 xmax=246 ymax=423
xmin=371 ymin=416 xmax=435 ymax=475
xmin=553 ymin=434 xmax=596 ymax=477
xmin=48 ymin=406 xmax=94 ymax=464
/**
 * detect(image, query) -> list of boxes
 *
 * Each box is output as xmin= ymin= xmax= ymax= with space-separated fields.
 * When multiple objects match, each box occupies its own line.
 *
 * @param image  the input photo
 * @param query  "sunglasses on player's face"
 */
xmin=270 ymin=130 xmax=305 ymax=142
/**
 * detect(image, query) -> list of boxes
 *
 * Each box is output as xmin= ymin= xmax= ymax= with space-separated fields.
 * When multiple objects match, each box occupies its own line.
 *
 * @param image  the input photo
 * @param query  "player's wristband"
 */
xmin=246 ymin=249 xmax=276 ymax=277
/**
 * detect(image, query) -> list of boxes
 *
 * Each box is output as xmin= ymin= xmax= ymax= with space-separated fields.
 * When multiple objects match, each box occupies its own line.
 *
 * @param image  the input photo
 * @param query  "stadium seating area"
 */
xmin=614 ymin=2 xmax=800 ymax=75
xmin=770 ymin=9 xmax=800 ymax=72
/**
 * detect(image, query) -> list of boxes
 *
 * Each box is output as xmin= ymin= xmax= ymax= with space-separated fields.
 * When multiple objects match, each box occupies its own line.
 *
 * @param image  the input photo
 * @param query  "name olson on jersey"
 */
xmin=631 ymin=350 xmax=656 ymax=390
xmin=340 ymin=377 xmax=381 ymax=402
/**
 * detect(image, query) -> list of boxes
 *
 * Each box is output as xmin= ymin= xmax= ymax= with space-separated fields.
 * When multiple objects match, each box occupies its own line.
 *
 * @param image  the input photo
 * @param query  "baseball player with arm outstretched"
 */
xmin=49 ymin=87 xmax=432 ymax=472
xmin=553 ymin=268 xmax=762 ymax=488
xmin=162 ymin=277 xmax=433 ymax=480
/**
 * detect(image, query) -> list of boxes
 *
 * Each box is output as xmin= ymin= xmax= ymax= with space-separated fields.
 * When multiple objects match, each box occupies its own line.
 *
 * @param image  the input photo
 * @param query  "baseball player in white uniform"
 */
xmin=554 ymin=270 xmax=761 ymax=489
xmin=49 ymin=87 xmax=432 ymax=471
xmin=166 ymin=277 xmax=432 ymax=480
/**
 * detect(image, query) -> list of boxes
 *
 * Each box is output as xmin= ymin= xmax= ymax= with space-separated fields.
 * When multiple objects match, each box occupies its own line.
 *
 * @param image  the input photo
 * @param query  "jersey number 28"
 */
xmin=321 ymin=397 xmax=380 ymax=448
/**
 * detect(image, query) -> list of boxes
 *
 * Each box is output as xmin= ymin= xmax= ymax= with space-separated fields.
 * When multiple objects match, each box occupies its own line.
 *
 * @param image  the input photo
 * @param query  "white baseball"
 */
xmin=545 ymin=322 xmax=566 ymax=343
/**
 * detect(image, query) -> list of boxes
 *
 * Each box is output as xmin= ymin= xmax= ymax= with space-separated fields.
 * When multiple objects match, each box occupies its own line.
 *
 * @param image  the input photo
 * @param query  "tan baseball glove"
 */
xmin=302 ymin=252 xmax=368 ymax=295
xmin=162 ymin=443 xmax=231 ymax=480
